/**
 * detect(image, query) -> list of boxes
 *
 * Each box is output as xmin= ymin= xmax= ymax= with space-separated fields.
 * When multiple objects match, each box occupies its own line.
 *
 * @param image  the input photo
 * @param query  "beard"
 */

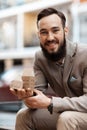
xmin=40 ymin=35 xmax=66 ymax=62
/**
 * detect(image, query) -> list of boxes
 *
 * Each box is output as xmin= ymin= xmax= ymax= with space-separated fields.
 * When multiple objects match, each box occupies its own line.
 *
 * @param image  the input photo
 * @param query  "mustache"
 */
xmin=41 ymin=36 xmax=66 ymax=62
xmin=45 ymin=40 xmax=59 ymax=45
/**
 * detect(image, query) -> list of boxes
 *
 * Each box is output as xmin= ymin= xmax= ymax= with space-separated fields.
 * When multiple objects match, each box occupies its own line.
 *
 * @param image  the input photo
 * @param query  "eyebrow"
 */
xmin=40 ymin=26 xmax=60 ymax=32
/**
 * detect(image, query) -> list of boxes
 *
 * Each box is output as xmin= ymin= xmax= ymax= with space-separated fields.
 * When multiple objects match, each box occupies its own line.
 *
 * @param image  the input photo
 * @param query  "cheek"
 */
xmin=57 ymin=33 xmax=64 ymax=39
xmin=39 ymin=36 xmax=46 ymax=43
xmin=57 ymin=30 xmax=65 ymax=39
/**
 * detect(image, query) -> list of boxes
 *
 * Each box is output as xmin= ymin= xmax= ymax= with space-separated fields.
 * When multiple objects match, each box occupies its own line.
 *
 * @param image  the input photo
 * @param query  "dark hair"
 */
xmin=37 ymin=8 xmax=66 ymax=28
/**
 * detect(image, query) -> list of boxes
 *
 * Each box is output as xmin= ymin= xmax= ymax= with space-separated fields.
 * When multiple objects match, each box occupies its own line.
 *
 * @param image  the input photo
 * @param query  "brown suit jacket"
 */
xmin=34 ymin=40 xmax=87 ymax=113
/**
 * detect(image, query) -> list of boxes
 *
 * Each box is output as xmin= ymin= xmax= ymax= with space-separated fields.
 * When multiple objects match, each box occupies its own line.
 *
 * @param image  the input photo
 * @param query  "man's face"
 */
xmin=37 ymin=14 xmax=68 ymax=61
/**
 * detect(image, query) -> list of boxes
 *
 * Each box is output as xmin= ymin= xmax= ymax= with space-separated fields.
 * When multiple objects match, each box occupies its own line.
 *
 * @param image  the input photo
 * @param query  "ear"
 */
xmin=64 ymin=27 xmax=69 ymax=37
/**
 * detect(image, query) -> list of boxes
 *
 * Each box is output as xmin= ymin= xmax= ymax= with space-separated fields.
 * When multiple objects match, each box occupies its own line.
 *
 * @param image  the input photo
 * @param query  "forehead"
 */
xmin=38 ymin=14 xmax=62 ymax=29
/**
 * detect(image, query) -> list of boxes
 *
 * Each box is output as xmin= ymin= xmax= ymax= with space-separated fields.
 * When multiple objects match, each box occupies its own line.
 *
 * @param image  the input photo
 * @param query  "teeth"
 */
xmin=48 ymin=43 xmax=55 ymax=45
xmin=49 ymin=43 xmax=56 ymax=45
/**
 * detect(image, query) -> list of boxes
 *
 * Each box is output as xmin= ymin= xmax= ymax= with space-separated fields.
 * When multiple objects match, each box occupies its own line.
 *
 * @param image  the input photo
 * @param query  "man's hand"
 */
xmin=24 ymin=89 xmax=51 ymax=109
xmin=10 ymin=88 xmax=51 ymax=109
xmin=10 ymin=88 xmax=33 ymax=99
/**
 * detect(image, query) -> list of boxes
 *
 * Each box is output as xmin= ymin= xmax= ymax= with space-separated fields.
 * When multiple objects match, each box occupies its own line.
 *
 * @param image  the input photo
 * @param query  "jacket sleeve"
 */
xmin=52 ymin=68 xmax=87 ymax=113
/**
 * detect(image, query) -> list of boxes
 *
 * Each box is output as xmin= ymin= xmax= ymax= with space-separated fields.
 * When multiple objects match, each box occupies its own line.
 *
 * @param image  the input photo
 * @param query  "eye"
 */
xmin=40 ymin=31 xmax=48 ymax=36
xmin=53 ymin=29 xmax=59 ymax=33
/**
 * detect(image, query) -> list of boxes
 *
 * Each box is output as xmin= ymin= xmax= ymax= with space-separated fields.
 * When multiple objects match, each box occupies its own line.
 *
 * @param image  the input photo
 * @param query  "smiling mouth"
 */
xmin=47 ymin=43 xmax=58 ymax=53
xmin=48 ymin=43 xmax=56 ymax=47
xmin=47 ymin=42 xmax=59 ymax=48
xmin=46 ymin=41 xmax=58 ymax=46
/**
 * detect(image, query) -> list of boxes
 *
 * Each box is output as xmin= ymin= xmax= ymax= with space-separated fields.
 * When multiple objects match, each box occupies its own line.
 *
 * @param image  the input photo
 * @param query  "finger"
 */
xmin=25 ymin=89 xmax=33 ymax=97
xmin=17 ymin=89 xmax=26 ymax=99
xmin=10 ymin=88 xmax=18 ymax=96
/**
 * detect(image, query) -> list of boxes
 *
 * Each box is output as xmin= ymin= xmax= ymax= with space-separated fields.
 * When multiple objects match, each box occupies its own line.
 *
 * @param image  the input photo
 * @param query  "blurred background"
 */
xmin=0 ymin=0 xmax=87 ymax=129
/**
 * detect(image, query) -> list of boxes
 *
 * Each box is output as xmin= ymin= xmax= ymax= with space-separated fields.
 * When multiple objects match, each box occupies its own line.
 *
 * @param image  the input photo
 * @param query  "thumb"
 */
xmin=33 ymin=89 xmax=42 ymax=95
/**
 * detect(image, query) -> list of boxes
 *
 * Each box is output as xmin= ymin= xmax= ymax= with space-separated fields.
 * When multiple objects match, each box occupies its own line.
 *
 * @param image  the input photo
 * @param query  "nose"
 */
xmin=47 ymin=32 xmax=54 ymax=41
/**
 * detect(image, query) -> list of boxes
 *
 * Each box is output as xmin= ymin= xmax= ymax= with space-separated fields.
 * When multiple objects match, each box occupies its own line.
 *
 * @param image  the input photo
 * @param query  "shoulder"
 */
xmin=35 ymin=50 xmax=43 ymax=57
xmin=77 ymin=43 xmax=87 ymax=54
xmin=35 ymin=50 xmax=47 ymax=62
xmin=35 ymin=50 xmax=44 ymax=59
xmin=75 ymin=43 xmax=87 ymax=65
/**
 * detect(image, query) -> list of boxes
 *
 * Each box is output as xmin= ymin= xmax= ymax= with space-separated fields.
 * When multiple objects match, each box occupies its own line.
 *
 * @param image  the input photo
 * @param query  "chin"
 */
xmin=48 ymin=47 xmax=59 ymax=54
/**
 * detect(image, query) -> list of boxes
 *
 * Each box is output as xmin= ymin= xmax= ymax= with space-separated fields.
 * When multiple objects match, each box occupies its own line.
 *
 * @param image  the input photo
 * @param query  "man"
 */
xmin=10 ymin=8 xmax=87 ymax=130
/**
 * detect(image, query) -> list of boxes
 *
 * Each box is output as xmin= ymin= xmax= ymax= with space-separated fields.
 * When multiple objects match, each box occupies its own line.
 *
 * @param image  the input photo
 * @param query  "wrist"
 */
xmin=47 ymin=98 xmax=53 ymax=114
xmin=47 ymin=98 xmax=51 ymax=107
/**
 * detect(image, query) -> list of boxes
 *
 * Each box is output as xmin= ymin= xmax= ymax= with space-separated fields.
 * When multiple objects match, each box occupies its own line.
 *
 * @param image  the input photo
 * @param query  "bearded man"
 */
xmin=10 ymin=8 xmax=87 ymax=130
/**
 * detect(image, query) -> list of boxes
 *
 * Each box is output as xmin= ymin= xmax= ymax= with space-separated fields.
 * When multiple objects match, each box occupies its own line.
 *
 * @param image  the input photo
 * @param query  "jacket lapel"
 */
xmin=63 ymin=40 xmax=77 ymax=97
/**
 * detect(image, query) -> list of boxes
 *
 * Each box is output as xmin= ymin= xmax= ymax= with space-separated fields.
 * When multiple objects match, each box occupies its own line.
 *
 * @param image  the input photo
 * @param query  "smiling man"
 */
xmin=38 ymin=12 xmax=67 ymax=61
xmin=10 ymin=8 xmax=87 ymax=130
